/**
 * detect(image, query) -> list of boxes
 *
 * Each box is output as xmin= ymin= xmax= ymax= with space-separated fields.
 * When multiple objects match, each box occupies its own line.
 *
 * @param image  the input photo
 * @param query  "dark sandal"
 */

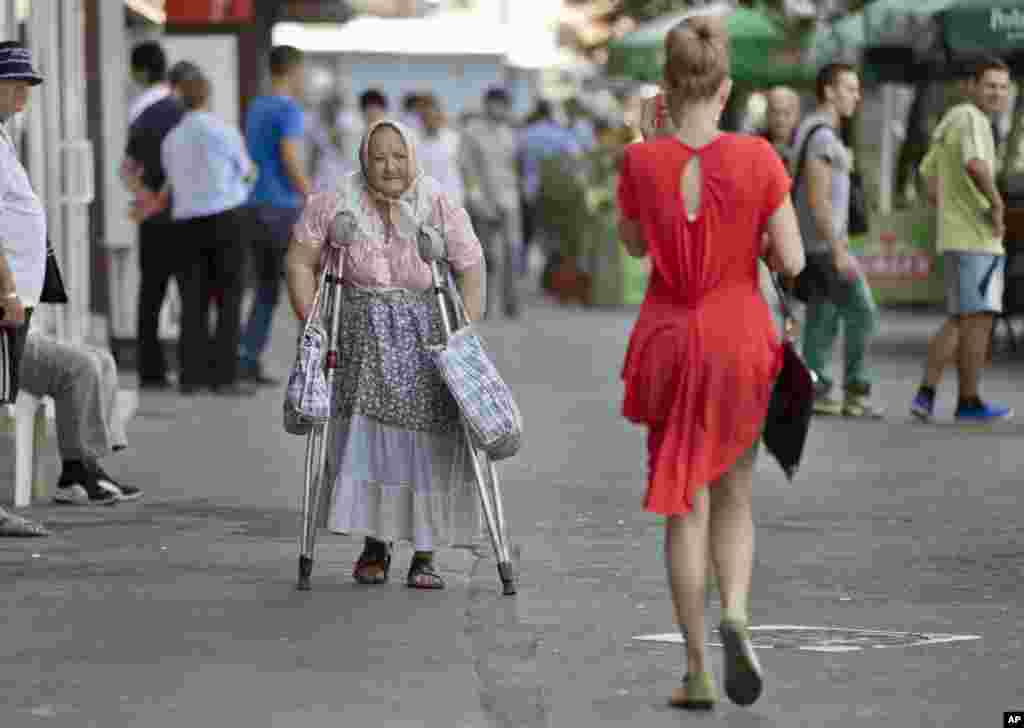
xmin=353 ymin=544 xmax=391 ymax=585
xmin=719 ymin=619 xmax=764 ymax=707
xmin=406 ymin=556 xmax=445 ymax=590
xmin=669 ymin=671 xmax=718 ymax=711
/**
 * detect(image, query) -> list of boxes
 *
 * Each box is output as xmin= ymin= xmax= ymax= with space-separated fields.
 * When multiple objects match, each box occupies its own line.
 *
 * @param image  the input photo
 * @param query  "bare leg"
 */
xmin=957 ymin=313 xmax=995 ymax=400
xmin=665 ymin=489 xmax=711 ymax=675
xmin=709 ymin=445 xmax=758 ymax=626
xmin=922 ymin=318 xmax=960 ymax=390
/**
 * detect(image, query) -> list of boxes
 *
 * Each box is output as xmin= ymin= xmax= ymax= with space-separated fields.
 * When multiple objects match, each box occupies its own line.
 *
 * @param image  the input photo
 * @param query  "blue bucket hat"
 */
xmin=0 ymin=41 xmax=43 ymax=86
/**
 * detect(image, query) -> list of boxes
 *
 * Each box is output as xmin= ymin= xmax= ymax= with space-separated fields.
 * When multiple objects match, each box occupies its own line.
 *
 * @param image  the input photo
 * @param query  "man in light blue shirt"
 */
xmin=518 ymin=99 xmax=582 ymax=281
xmin=159 ymin=73 xmax=256 ymax=395
xmin=162 ymin=99 xmax=253 ymax=222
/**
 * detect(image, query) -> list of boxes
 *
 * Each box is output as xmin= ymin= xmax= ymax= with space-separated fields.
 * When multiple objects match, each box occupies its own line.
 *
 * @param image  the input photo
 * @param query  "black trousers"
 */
xmin=178 ymin=208 xmax=246 ymax=389
xmin=137 ymin=218 xmax=182 ymax=383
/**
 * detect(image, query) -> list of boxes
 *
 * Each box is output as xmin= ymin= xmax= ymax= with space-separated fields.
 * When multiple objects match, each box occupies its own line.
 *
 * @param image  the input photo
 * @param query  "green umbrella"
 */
xmin=938 ymin=0 xmax=1024 ymax=58
xmin=606 ymin=6 xmax=814 ymax=88
xmin=809 ymin=11 xmax=864 ymax=69
xmin=863 ymin=0 xmax=1024 ymax=75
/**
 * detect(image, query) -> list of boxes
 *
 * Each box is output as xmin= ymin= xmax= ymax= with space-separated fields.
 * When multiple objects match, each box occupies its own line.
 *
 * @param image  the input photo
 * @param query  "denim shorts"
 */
xmin=944 ymin=251 xmax=1005 ymax=315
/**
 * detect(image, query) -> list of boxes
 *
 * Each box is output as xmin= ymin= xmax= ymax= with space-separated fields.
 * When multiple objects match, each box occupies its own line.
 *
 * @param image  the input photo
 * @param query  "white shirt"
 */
xmin=419 ymin=127 xmax=465 ymax=208
xmin=128 ymin=83 xmax=171 ymax=125
xmin=0 ymin=125 xmax=46 ymax=305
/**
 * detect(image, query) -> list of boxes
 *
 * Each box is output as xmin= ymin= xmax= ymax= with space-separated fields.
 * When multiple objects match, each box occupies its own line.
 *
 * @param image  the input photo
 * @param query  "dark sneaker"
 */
xmin=910 ymin=392 xmax=935 ymax=421
xmin=54 ymin=462 xmax=119 ymax=505
xmin=138 ymin=378 xmax=172 ymax=392
xmin=88 ymin=461 xmax=143 ymax=502
xmin=954 ymin=400 xmax=1013 ymax=423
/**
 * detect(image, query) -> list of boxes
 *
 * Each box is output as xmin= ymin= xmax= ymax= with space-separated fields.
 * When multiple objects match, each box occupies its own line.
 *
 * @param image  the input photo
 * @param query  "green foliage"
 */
xmin=536 ymin=145 xmax=625 ymax=261
xmin=617 ymin=0 xmax=690 ymax=23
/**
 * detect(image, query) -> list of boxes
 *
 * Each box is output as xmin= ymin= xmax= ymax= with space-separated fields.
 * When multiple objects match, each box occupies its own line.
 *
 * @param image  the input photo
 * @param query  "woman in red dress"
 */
xmin=617 ymin=15 xmax=805 ymax=710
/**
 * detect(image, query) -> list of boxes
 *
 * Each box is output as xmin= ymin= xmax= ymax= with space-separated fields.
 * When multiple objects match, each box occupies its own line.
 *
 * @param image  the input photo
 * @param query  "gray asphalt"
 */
xmin=1 ymin=289 xmax=1022 ymax=727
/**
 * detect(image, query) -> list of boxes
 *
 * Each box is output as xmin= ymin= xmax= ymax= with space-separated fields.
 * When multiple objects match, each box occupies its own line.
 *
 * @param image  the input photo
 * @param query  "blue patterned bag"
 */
xmin=427 ymin=266 xmax=523 ymax=460
xmin=283 ymin=253 xmax=335 ymax=436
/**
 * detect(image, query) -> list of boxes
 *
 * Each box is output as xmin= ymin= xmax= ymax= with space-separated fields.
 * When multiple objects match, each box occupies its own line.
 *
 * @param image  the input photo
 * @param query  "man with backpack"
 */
xmin=791 ymin=62 xmax=882 ymax=418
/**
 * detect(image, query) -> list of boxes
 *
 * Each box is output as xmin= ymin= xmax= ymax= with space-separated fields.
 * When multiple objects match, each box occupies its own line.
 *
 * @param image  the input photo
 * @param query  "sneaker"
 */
xmin=910 ymin=392 xmax=935 ymax=422
xmin=842 ymin=382 xmax=885 ymax=419
xmin=954 ymin=400 xmax=1013 ymax=423
xmin=88 ymin=461 xmax=143 ymax=502
xmin=813 ymin=393 xmax=843 ymax=416
xmin=54 ymin=462 xmax=119 ymax=505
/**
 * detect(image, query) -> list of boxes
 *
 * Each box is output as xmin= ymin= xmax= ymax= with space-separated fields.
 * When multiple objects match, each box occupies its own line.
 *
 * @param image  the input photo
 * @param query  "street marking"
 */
xmin=634 ymin=625 xmax=981 ymax=652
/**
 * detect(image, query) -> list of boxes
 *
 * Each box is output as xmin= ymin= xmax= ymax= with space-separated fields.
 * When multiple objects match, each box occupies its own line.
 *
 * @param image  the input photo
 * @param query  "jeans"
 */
xmin=802 ymin=270 xmax=879 ymax=392
xmin=239 ymin=205 xmax=302 ymax=372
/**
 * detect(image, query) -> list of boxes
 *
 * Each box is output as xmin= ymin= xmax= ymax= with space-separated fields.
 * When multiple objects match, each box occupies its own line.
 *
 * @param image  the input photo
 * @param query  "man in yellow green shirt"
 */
xmin=913 ymin=57 xmax=1012 ymax=423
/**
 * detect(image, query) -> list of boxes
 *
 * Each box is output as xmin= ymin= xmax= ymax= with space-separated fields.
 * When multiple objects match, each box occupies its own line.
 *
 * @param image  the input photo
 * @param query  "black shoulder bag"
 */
xmin=40 ymin=239 xmax=68 ymax=304
xmin=790 ymin=123 xmax=862 ymax=304
xmin=763 ymin=273 xmax=816 ymax=480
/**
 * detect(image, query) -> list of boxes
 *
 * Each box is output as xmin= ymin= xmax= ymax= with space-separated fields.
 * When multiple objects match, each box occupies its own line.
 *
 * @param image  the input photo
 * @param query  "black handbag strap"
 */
xmin=771 ymin=272 xmax=794 ymax=322
xmin=791 ymin=122 xmax=832 ymax=193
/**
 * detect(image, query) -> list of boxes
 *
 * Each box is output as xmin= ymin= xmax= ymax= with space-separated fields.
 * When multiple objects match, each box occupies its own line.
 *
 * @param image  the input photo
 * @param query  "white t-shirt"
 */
xmin=0 ymin=127 xmax=46 ymax=305
xmin=419 ymin=127 xmax=465 ymax=208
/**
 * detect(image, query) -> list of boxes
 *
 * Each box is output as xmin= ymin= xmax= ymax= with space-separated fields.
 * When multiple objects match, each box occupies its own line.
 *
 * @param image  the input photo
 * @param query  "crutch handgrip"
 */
xmin=417 ymin=224 xmax=447 ymax=264
xmin=331 ymin=210 xmax=357 ymax=245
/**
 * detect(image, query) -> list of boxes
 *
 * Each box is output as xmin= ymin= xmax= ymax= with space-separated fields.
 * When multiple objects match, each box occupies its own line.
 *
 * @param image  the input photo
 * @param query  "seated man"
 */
xmin=18 ymin=332 xmax=141 ymax=505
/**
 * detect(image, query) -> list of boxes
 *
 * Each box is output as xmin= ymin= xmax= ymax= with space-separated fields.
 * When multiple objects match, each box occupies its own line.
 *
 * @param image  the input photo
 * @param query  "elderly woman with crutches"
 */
xmin=286 ymin=119 xmax=489 ymax=590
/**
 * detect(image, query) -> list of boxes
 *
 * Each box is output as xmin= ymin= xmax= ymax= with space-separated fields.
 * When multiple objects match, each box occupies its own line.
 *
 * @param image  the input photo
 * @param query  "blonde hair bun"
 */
xmin=663 ymin=14 xmax=730 ymax=105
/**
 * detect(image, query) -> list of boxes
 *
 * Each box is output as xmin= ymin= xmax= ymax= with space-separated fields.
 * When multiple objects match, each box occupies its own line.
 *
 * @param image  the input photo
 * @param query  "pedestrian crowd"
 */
xmin=0 ymin=40 xmax=594 ymax=539
xmin=0 ymin=18 xmax=1018 ymax=717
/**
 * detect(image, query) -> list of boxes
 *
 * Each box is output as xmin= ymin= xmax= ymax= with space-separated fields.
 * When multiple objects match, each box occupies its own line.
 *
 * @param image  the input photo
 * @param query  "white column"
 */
xmin=26 ymin=1 xmax=61 ymax=339
xmin=59 ymin=0 xmax=93 ymax=346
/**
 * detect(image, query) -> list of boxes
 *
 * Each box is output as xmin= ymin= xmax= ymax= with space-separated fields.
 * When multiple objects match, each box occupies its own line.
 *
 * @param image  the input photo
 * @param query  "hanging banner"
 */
xmin=165 ymin=0 xmax=254 ymax=24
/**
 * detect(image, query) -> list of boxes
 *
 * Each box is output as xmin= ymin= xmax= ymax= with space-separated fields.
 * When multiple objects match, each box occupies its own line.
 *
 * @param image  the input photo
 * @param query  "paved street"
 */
xmin=1 ymin=289 xmax=1023 ymax=727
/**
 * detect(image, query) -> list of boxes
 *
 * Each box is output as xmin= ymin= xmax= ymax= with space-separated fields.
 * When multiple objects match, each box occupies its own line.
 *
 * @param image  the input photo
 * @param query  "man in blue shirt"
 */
xmin=238 ymin=45 xmax=310 ymax=385
xmin=518 ymin=99 xmax=582 ymax=284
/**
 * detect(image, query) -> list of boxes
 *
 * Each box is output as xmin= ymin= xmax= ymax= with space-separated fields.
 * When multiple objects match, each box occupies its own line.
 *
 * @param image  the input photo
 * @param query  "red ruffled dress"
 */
xmin=618 ymin=134 xmax=791 ymax=516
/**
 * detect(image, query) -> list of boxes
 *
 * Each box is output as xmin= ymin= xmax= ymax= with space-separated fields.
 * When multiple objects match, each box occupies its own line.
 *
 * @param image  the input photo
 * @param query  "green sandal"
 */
xmin=669 ymin=671 xmax=718 ymax=711
xmin=719 ymin=619 xmax=764 ymax=707
xmin=406 ymin=554 xmax=445 ymax=590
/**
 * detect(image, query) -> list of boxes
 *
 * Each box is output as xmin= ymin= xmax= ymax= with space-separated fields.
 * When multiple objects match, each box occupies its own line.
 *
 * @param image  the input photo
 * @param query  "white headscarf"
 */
xmin=359 ymin=119 xmax=444 ymax=238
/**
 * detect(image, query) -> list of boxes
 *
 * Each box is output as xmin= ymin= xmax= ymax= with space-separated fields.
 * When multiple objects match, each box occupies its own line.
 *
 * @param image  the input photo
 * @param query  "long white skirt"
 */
xmin=324 ymin=286 xmax=484 ymax=551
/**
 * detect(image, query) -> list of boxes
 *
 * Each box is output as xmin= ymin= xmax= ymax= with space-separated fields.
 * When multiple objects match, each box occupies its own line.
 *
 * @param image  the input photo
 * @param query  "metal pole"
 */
xmin=428 ymin=258 xmax=516 ymax=595
xmin=297 ymin=251 xmax=344 ymax=591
